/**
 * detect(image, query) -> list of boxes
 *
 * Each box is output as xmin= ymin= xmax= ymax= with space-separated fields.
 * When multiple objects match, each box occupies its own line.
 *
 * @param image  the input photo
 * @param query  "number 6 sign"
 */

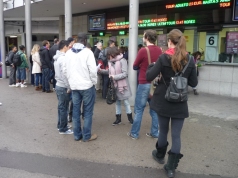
xmin=206 ymin=35 xmax=218 ymax=47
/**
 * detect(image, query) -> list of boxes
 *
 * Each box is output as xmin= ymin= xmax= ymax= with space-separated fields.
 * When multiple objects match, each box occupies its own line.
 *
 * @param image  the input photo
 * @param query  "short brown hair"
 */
xmin=144 ymin=30 xmax=157 ymax=44
xmin=107 ymin=46 xmax=120 ymax=58
xmin=42 ymin=40 xmax=49 ymax=47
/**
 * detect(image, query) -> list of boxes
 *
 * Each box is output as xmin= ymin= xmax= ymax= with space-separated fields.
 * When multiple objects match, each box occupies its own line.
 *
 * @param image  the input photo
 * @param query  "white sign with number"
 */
xmin=206 ymin=35 xmax=218 ymax=47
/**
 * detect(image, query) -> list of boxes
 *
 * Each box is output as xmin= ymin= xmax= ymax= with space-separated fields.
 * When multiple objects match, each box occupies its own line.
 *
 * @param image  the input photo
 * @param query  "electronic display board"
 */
xmin=88 ymin=14 xmax=106 ymax=31
xmin=233 ymin=0 xmax=238 ymax=20
xmin=165 ymin=0 xmax=231 ymax=9
xmin=107 ymin=18 xmax=195 ymax=30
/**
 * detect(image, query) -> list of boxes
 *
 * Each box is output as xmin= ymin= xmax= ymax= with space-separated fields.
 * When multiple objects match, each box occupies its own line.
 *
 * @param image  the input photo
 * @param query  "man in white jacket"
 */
xmin=64 ymin=33 xmax=97 ymax=142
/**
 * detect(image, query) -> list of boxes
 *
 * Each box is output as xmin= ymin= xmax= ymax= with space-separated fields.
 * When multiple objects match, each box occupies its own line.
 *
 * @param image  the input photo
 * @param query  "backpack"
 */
xmin=5 ymin=55 xmax=10 ymax=66
xmin=13 ymin=53 xmax=23 ymax=66
xmin=162 ymin=55 xmax=191 ymax=103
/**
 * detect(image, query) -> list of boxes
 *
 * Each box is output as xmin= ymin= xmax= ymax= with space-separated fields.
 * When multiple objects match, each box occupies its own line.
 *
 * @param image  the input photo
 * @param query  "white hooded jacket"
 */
xmin=63 ymin=43 xmax=97 ymax=90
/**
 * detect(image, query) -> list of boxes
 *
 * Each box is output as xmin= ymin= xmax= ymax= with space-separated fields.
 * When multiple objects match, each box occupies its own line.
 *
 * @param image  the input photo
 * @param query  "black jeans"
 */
xmin=9 ymin=66 xmax=17 ymax=85
xmin=157 ymin=115 xmax=185 ymax=154
xmin=101 ymin=74 xmax=109 ymax=99
xmin=42 ymin=68 xmax=50 ymax=91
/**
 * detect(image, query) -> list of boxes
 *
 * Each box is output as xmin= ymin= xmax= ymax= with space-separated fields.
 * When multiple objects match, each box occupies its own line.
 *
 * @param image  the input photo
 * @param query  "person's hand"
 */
xmin=67 ymin=89 xmax=71 ymax=93
xmin=0 ymin=62 xmax=2 ymax=67
xmin=26 ymin=68 xmax=29 ymax=72
xmin=12 ymin=64 xmax=15 ymax=68
xmin=109 ymin=75 xmax=114 ymax=79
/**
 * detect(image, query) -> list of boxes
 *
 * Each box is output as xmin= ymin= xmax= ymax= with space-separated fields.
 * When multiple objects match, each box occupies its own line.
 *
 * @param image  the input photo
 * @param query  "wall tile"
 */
xmin=199 ymin=66 xmax=210 ymax=80
xmin=232 ymin=67 xmax=238 ymax=84
xmin=209 ymin=81 xmax=220 ymax=95
xmin=219 ymin=82 xmax=232 ymax=96
xmin=220 ymin=66 xmax=233 ymax=83
xmin=209 ymin=66 xmax=221 ymax=82
xmin=197 ymin=80 xmax=209 ymax=93
xmin=231 ymin=83 xmax=238 ymax=97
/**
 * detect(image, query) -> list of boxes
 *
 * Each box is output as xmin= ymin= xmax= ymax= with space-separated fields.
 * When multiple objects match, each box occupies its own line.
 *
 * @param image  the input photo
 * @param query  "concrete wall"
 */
xmin=59 ymin=15 xmax=88 ymax=40
xmin=197 ymin=65 xmax=238 ymax=97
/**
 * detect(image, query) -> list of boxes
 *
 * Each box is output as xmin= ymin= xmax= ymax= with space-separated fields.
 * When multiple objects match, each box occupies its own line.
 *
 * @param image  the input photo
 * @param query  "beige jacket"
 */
xmin=32 ymin=52 xmax=42 ymax=74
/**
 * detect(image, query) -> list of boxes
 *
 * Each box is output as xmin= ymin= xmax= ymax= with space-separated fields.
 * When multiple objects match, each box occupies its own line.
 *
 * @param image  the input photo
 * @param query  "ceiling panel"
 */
xmin=3 ymin=0 xmax=163 ymax=18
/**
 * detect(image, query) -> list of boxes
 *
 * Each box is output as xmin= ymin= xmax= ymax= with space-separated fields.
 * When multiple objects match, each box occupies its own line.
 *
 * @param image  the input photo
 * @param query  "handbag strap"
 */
xmin=145 ymin=47 xmax=151 ymax=64
xmin=181 ymin=55 xmax=191 ymax=74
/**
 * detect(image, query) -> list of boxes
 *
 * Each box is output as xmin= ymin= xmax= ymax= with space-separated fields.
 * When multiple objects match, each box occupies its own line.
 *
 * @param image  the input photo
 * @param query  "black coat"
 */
xmin=94 ymin=48 xmax=101 ymax=60
xmin=146 ymin=54 xmax=198 ymax=118
xmin=49 ymin=44 xmax=58 ymax=60
xmin=39 ymin=47 xmax=52 ymax=69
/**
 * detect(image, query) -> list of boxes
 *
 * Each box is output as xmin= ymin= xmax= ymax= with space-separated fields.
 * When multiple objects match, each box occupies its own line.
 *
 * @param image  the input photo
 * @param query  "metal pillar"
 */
xmin=65 ymin=0 xmax=72 ymax=40
xmin=25 ymin=0 xmax=32 ymax=82
xmin=128 ymin=0 xmax=139 ymax=106
xmin=0 ymin=1 xmax=6 ymax=78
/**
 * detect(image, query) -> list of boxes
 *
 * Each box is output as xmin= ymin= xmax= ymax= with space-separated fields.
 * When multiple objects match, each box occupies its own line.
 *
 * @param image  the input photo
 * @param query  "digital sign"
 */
xmin=165 ymin=0 xmax=231 ymax=9
xmin=119 ymin=31 xmax=126 ymax=35
xmin=88 ymin=14 xmax=106 ymax=31
xmin=107 ymin=18 xmax=196 ymax=30
xmin=233 ymin=0 xmax=238 ymax=21
xmin=99 ymin=32 xmax=104 ymax=36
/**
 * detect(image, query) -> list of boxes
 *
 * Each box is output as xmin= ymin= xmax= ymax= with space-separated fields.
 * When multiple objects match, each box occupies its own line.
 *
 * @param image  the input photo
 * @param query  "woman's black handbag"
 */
xmin=106 ymin=78 xmax=117 ymax=105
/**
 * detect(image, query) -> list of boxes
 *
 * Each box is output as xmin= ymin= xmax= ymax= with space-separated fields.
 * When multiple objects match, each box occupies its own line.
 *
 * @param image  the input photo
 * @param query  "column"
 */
xmin=65 ymin=0 xmax=72 ymax=39
xmin=0 ymin=1 xmax=6 ymax=78
xmin=128 ymin=0 xmax=139 ymax=105
xmin=25 ymin=0 xmax=32 ymax=82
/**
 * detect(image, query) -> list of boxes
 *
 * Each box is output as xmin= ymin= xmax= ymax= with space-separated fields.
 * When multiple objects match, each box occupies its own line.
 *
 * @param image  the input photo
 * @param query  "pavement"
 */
xmin=0 ymin=78 xmax=238 ymax=178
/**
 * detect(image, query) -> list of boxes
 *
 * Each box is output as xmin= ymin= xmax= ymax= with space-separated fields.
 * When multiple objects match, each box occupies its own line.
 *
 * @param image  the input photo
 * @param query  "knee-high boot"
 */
xmin=164 ymin=150 xmax=183 ymax=178
xmin=152 ymin=142 xmax=169 ymax=164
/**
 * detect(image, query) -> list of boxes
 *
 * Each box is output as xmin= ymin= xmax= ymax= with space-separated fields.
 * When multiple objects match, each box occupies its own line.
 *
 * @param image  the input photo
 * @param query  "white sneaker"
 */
xmin=59 ymin=129 xmax=73 ymax=134
xmin=57 ymin=125 xmax=72 ymax=131
xmin=9 ymin=84 xmax=16 ymax=87
xmin=23 ymin=82 xmax=27 ymax=85
xmin=21 ymin=84 xmax=27 ymax=88
xmin=16 ymin=83 xmax=21 ymax=87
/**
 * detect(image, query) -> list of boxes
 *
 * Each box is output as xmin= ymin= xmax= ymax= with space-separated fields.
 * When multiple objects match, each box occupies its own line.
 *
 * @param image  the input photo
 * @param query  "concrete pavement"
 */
xmin=0 ymin=78 xmax=238 ymax=178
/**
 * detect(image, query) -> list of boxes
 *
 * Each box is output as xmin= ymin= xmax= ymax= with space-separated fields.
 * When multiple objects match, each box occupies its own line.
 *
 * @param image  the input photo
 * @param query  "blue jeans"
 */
xmin=102 ymin=74 xmax=109 ymax=99
xmin=115 ymin=99 xmax=132 ymax=115
xmin=42 ymin=68 xmax=50 ymax=91
xmin=35 ymin=73 xmax=42 ymax=87
xmin=17 ymin=68 xmax=26 ymax=80
xmin=56 ymin=86 xmax=70 ymax=132
xmin=130 ymin=84 xmax=159 ymax=138
xmin=72 ymin=86 xmax=96 ymax=141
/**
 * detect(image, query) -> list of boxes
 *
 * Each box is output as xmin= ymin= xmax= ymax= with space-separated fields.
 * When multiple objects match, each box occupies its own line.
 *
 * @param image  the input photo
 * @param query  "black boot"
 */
xmin=193 ymin=89 xmax=199 ymax=95
xmin=127 ymin=113 xmax=133 ymax=124
xmin=164 ymin=151 xmax=183 ymax=178
xmin=152 ymin=142 xmax=169 ymax=164
xmin=112 ymin=114 xmax=121 ymax=126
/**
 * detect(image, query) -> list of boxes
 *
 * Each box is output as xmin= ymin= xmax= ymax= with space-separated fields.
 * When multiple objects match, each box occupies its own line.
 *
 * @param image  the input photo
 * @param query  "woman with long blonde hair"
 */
xmin=31 ymin=44 xmax=42 ymax=90
xmin=146 ymin=29 xmax=198 ymax=178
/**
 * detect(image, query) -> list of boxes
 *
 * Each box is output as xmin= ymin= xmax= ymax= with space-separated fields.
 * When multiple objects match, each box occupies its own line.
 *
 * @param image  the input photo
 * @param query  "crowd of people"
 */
xmin=3 ymin=29 xmax=199 ymax=178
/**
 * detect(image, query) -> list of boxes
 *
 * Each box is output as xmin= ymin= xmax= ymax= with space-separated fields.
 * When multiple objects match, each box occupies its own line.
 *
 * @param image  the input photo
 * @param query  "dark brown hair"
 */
xmin=42 ymin=40 xmax=49 ymax=47
xmin=107 ymin=46 xmax=120 ymax=59
xmin=167 ymin=29 xmax=187 ymax=72
xmin=144 ymin=29 xmax=157 ymax=44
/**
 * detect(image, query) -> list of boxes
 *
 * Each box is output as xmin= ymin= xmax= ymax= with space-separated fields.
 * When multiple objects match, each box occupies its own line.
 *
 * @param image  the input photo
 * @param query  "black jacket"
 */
xmin=7 ymin=51 xmax=15 ymax=65
xmin=94 ymin=48 xmax=101 ymax=61
xmin=146 ymin=54 xmax=198 ymax=118
xmin=39 ymin=47 xmax=52 ymax=69
xmin=49 ymin=44 xmax=58 ymax=60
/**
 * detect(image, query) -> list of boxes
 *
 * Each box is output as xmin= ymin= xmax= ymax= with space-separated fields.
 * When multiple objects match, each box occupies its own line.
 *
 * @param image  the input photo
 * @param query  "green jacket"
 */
xmin=17 ymin=50 xmax=29 ymax=69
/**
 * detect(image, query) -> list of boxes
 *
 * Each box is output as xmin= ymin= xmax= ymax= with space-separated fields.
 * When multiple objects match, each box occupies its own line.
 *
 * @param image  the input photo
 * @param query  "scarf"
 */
xmin=109 ymin=54 xmax=128 ymax=94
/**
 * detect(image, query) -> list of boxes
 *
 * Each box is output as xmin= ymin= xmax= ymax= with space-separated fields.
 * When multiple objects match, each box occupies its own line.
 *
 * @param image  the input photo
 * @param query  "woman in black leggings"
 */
xmin=146 ymin=29 xmax=198 ymax=178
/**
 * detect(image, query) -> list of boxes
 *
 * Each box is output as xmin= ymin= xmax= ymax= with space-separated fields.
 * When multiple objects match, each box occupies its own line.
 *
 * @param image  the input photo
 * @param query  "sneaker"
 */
xmin=21 ymin=84 xmax=27 ymax=88
xmin=84 ymin=134 xmax=98 ymax=142
xmin=57 ymin=125 xmax=72 ymax=131
xmin=16 ymin=83 xmax=21 ymax=87
xmin=127 ymin=132 xmax=138 ymax=140
xmin=46 ymin=90 xmax=53 ymax=93
xmin=146 ymin=133 xmax=158 ymax=138
xmin=9 ymin=84 xmax=16 ymax=87
xmin=59 ymin=129 xmax=73 ymax=134
xmin=23 ymin=82 xmax=27 ymax=85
